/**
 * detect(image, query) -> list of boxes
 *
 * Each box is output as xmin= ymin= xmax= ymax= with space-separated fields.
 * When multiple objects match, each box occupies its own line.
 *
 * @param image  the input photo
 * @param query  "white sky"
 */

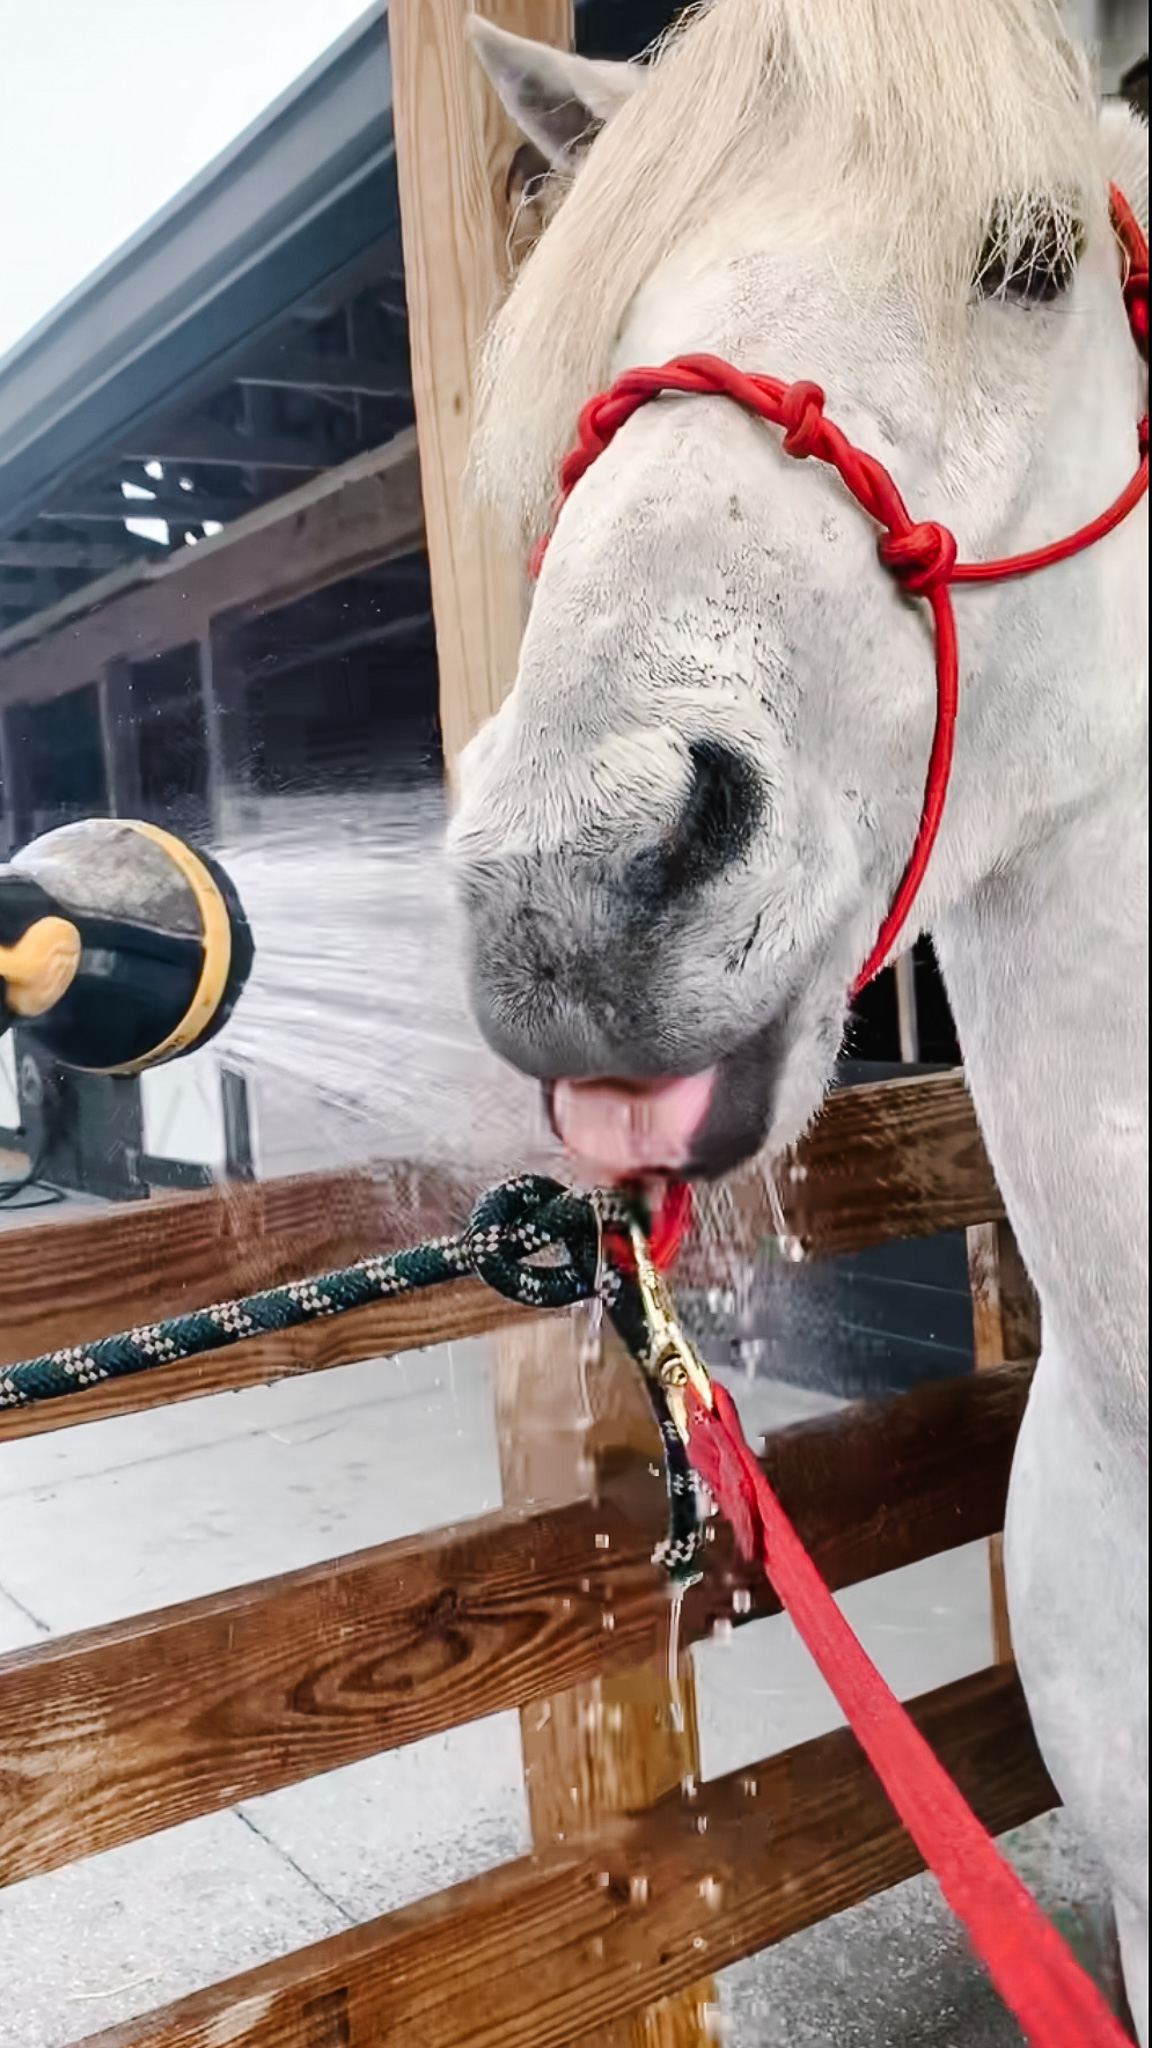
xmin=0 ymin=0 xmax=376 ymax=362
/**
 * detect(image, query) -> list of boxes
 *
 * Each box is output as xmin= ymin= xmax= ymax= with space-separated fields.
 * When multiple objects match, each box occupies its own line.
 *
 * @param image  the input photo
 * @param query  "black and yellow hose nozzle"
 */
xmin=0 ymin=819 xmax=253 ymax=1074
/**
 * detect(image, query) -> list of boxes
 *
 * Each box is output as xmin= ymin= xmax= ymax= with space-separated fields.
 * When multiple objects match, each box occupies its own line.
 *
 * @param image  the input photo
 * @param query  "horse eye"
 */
xmin=975 ymin=210 xmax=1084 ymax=305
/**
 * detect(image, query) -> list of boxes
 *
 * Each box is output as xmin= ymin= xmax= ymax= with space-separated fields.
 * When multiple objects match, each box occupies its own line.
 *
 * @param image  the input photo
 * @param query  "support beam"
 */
xmin=390 ymin=0 xmax=572 ymax=770
xmin=0 ymin=541 xmax=135 ymax=572
xmin=198 ymin=627 xmax=256 ymax=841
xmin=0 ymin=430 xmax=423 ymax=699
xmin=97 ymin=659 xmax=143 ymax=818
xmin=967 ymin=1218 xmax=1042 ymax=1664
xmin=236 ymin=353 xmax=411 ymax=398
xmin=496 ymin=1316 xmax=716 ymax=2046
xmin=893 ymin=950 xmax=920 ymax=1063
xmin=38 ymin=490 xmax=251 ymax=528
xmin=249 ymin=609 xmax=434 ymax=683
xmin=121 ymin=424 xmax=373 ymax=471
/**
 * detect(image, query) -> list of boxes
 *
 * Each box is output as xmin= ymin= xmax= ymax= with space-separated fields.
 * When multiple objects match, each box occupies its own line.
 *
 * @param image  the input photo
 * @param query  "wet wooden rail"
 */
xmin=75 ymin=1663 xmax=1055 ymax=2048
xmin=0 ymin=1360 xmax=1032 ymax=1888
xmin=0 ymin=1070 xmax=1003 ymax=1443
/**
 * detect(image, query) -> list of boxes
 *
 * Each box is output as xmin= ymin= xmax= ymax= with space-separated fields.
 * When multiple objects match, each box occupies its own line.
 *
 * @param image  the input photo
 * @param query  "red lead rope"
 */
xmin=686 ymin=1381 xmax=1133 ymax=2046
xmin=530 ymin=187 xmax=1148 ymax=995
xmin=550 ymin=190 xmax=1148 ymax=2042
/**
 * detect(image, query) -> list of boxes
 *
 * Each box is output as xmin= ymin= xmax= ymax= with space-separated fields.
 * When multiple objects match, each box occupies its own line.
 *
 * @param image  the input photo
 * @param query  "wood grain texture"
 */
xmin=0 ymin=433 xmax=423 ymax=710
xmin=389 ymin=0 xmax=572 ymax=769
xmin=76 ymin=1664 xmax=1056 ymax=2048
xmin=0 ymin=1074 xmax=1002 ymax=1444
xmin=728 ymin=1067 xmax=1003 ymax=1264
xmin=0 ymin=1280 xmax=535 ymax=1443
xmin=967 ymin=1219 xmax=1043 ymax=1664
xmin=0 ymin=1361 xmax=1032 ymax=1888
xmin=0 ymin=1157 xmax=484 ymax=1373
xmin=496 ymin=1316 xmax=715 ymax=2046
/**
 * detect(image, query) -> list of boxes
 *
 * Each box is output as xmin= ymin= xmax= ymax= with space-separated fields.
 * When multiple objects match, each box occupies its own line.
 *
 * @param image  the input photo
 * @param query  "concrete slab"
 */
xmin=0 ymin=1339 xmax=501 ymax=1634
xmin=720 ymin=1809 xmax=1116 ymax=2048
xmin=0 ymin=1580 xmax=48 ymax=1654
xmin=0 ymin=1806 xmax=345 ymax=2048
xmin=695 ymin=1541 xmax=994 ymax=1779
xmin=0 ymin=1340 xmax=480 ymax=1504
xmin=236 ymin=1711 xmax=530 ymax=1922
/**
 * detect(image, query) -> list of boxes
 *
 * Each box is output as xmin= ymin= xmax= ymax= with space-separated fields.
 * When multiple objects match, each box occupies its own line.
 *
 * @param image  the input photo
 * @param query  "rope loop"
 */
xmin=779 ymin=379 xmax=827 ymax=459
xmin=877 ymin=520 xmax=959 ymax=595
xmin=463 ymin=1174 xmax=600 ymax=1310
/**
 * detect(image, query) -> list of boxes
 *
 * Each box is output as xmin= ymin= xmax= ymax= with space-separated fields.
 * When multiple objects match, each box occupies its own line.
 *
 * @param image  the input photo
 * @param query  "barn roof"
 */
xmin=0 ymin=1 xmax=677 ymax=653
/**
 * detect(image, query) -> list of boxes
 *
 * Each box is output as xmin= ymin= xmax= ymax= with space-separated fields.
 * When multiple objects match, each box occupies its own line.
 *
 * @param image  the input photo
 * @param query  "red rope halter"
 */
xmin=531 ymin=186 xmax=1148 ymax=996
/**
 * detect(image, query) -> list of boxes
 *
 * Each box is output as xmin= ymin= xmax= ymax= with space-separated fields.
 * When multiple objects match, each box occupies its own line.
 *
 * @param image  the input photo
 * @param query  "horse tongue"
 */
xmin=551 ymin=1072 xmax=716 ymax=1181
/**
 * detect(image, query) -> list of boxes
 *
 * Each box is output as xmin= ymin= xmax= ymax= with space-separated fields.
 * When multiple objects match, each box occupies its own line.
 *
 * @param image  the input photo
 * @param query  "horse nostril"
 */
xmin=636 ymin=739 xmax=763 ymax=902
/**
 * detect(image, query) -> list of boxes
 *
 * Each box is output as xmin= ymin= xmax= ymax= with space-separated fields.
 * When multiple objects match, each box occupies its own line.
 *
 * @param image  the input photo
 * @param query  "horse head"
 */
xmin=450 ymin=1 xmax=1148 ymax=1183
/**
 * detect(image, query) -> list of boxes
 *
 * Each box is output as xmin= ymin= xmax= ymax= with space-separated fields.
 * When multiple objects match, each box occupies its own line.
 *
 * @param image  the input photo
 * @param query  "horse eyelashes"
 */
xmin=975 ymin=207 xmax=1085 ymax=305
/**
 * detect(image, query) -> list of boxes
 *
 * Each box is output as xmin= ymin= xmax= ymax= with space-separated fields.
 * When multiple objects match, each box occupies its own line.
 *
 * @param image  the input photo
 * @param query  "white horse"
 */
xmin=448 ymin=0 xmax=1149 ymax=2030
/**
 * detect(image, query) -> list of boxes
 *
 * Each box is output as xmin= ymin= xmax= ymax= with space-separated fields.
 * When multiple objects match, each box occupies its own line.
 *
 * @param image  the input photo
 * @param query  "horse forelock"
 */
xmin=470 ymin=0 xmax=1114 ymax=535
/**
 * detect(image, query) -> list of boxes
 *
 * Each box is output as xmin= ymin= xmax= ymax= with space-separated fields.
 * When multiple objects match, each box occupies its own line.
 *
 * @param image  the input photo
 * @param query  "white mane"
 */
xmin=471 ymin=0 xmax=1109 ymax=531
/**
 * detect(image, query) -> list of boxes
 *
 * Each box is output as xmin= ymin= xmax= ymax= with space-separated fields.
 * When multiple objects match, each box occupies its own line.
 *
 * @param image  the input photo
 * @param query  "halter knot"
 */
xmin=779 ymin=380 xmax=827 ymax=459
xmin=464 ymin=1175 xmax=603 ymax=1310
xmin=878 ymin=520 xmax=959 ymax=595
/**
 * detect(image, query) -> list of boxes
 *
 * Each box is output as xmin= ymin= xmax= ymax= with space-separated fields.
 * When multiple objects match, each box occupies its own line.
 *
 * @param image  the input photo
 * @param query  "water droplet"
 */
xmin=666 ymin=1581 xmax=687 ymax=1736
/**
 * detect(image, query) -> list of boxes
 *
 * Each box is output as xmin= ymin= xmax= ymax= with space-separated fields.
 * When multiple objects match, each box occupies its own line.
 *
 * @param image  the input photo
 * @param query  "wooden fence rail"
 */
xmin=76 ymin=1663 xmax=1055 ymax=2048
xmin=0 ymin=1071 xmax=1002 ymax=1445
xmin=0 ymin=1360 xmax=1032 ymax=1888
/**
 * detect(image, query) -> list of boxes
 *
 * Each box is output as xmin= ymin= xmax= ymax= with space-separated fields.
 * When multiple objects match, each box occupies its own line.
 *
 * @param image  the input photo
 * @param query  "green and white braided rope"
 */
xmin=1 ymin=1175 xmax=704 ymax=1581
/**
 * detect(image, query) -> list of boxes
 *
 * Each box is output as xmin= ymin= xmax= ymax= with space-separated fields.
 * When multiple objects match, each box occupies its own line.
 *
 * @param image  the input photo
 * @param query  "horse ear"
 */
xmin=466 ymin=17 xmax=643 ymax=168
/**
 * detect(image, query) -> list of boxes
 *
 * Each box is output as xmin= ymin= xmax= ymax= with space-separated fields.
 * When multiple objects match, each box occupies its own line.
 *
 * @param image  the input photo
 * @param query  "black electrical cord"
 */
xmin=0 ymin=1157 xmax=65 ymax=1208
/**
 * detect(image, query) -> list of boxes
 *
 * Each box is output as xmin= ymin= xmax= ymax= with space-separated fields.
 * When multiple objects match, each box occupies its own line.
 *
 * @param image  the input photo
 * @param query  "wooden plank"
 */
xmin=0 ymin=431 xmax=423 ymax=702
xmin=0 ymin=1280 xmax=536 ymax=1443
xmin=390 ymin=0 xmax=573 ymax=771
xmin=967 ymin=1219 xmax=1042 ymax=1664
xmin=0 ymin=1156 xmax=482 ymax=1373
xmin=496 ymin=1316 xmax=715 ymax=2046
xmin=0 ymin=1361 xmax=1032 ymax=1887
xmin=0 ymin=1073 xmax=1001 ymax=1416
xmin=727 ymin=1066 xmax=1003 ymax=1265
xmin=75 ymin=1664 xmax=1056 ymax=2048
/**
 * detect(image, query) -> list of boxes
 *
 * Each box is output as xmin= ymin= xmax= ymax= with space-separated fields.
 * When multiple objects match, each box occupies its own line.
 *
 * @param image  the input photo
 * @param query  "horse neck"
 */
xmin=932 ymin=543 xmax=1148 ymax=1439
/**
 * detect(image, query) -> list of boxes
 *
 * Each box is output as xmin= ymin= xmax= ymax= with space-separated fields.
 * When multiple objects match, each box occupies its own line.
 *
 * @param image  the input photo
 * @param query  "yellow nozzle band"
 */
xmin=104 ymin=821 xmax=233 ymax=1075
xmin=0 ymin=916 xmax=82 ymax=1018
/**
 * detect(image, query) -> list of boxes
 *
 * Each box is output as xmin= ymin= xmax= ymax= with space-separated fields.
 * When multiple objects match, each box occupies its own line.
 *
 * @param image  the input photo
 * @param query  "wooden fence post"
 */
xmin=496 ymin=1317 xmax=718 ymax=2047
xmin=967 ymin=1218 xmax=1041 ymax=1663
xmin=391 ymin=3 xmax=715 ymax=2036
xmin=390 ymin=0 xmax=568 ymax=770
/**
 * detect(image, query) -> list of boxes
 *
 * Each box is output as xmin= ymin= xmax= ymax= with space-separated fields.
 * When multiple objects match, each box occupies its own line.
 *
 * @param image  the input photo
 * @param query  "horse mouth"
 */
xmin=550 ymin=1071 xmax=719 ymax=1181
